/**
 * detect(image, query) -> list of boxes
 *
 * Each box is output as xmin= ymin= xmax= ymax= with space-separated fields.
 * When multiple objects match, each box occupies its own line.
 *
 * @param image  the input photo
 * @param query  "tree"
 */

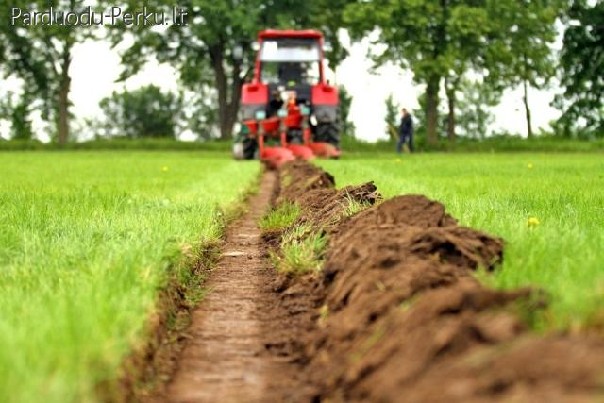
xmin=412 ymin=91 xmax=447 ymax=145
xmin=455 ymin=78 xmax=501 ymax=139
xmin=0 ymin=92 xmax=34 ymax=140
xmin=97 ymin=85 xmax=183 ymax=138
xmin=384 ymin=94 xmax=399 ymax=141
xmin=344 ymin=1 xmax=492 ymax=145
xmin=0 ymin=0 xmax=95 ymax=144
xmin=555 ymin=0 xmax=604 ymax=137
xmin=484 ymin=0 xmax=563 ymax=138
xmin=344 ymin=0 xmax=564 ymax=143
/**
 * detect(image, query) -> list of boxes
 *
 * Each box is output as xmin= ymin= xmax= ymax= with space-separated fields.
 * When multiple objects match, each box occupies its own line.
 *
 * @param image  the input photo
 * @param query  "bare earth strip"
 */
xmin=161 ymin=171 xmax=302 ymax=403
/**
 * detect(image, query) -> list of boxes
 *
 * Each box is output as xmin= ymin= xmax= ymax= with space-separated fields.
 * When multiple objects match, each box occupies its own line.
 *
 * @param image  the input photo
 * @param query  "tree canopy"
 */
xmin=343 ymin=0 xmax=566 ymax=143
xmin=555 ymin=0 xmax=604 ymax=136
xmin=0 ymin=0 xmax=96 ymax=144
xmin=0 ymin=0 xmax=600 ymax=143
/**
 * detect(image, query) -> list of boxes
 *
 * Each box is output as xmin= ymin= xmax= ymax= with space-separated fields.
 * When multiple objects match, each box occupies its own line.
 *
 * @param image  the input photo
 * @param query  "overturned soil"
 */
xmin=267 ymin=161 xmax=604 ymax=402
xmin=142 ymin=160 xmax=604 ymax=403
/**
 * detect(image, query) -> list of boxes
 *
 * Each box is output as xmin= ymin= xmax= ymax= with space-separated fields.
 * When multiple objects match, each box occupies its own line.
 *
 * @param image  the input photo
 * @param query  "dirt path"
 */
xmin=163 ymin=171 xmax=302 ymax=403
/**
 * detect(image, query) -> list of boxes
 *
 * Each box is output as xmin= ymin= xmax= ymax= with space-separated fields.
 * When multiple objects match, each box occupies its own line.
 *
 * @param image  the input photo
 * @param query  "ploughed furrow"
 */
xmin=158 ymin=171 xmax=309 ymax=403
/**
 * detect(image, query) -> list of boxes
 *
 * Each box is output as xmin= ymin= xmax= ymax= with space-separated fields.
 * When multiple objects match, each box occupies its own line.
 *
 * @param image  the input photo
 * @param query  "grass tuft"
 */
xmin=259 ymin=202 xmax=301 ymax=232
xmin=341 ymin=194 xmax=373 ymax=218
xmin=271 ymin=224 xmax=327 ymax=275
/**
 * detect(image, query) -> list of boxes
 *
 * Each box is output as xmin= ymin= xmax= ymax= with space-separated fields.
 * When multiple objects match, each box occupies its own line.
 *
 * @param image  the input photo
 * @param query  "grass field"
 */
xmin=319 ymin=153 xmax=604 ymax=330
xmin=0 ymin=151 xmax=259 ymax=403
xmin=2 ymin=149 xmax=603 ymax=402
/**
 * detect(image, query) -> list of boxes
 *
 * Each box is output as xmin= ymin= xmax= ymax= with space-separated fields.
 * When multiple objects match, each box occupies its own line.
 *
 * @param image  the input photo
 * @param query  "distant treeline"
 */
xmin=0 ymin=1 xmax=601 ymax=144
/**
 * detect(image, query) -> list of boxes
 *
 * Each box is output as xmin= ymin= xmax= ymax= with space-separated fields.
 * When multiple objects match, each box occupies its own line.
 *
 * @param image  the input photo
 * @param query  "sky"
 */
xmin=1 ymin=28 xmax=563 ymax=142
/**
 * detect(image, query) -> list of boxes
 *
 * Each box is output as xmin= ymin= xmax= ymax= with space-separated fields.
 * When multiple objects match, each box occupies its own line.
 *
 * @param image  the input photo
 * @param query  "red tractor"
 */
xmin=233 ymin=29 xmax=341 ymax=168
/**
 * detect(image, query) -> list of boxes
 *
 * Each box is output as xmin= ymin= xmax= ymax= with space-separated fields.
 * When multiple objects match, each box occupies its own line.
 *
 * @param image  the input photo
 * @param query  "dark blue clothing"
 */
xmin=397 ymin=114 xmax=414 ymax=153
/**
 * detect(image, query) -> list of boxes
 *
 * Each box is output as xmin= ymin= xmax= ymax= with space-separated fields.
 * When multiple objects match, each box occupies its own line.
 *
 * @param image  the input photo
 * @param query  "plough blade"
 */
xmin=308 ymin=142 xmax=341 ymax=159
xmin=260 ymin=146 xmax=295 ymax=169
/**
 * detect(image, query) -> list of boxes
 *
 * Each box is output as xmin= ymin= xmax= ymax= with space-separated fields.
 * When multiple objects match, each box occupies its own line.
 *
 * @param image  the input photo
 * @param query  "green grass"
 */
xmin=318 ymin=153 xmax=604 ymax=330
xmin=259 ymin=202 xmax=301 ymax=232
xmin=271 ymin=225 xmax=327 ymax=275
xmin=0 ymin=151 xmax=259 ymax=403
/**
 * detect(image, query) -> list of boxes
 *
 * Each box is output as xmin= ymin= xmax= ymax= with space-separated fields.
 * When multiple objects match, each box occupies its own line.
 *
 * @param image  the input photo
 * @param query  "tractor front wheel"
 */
xmin=242 ymin=137 xmax=257 ymax=160
xmin=314 ymin=122 xmax=340 ymax=148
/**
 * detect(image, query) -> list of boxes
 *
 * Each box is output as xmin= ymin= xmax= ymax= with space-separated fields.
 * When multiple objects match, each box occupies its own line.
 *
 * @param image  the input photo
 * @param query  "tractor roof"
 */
xmin=258 ymin=29 xmax=324 ymax=40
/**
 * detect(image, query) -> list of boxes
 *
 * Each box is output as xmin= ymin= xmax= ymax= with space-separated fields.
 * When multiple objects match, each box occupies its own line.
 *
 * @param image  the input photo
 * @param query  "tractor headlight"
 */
xmin=310 ymin=114 xmax=318 ymax=126
xmin=255 ymin=110 xmax=266 ymax=120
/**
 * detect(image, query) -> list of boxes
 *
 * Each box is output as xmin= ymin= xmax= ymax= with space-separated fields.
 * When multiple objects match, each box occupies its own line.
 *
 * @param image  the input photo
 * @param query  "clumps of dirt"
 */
xmin=346 ymin=194 xmax=459 ymax=228
xmin=276 ymin=162 xmax=379 ymax=233
xmin=263 ymin=160 xmax=380 ymax=262
xmin=277 ymin=160 xmax=336 ymax=204
xmin=267 ymin=161 xmax=604 ymax=402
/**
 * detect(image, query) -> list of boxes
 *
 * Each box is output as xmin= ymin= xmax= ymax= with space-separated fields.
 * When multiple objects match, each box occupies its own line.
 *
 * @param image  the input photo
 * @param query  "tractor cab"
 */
xmin=258 ymin=37 xmax=322 ymax=105
xmin=234 ymin=29 xmax=341 ymax=167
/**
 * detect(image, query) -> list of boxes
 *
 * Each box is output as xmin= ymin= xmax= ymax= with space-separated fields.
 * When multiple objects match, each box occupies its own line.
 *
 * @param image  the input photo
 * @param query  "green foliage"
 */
xmin=485 ymin=0 xmax=562 ymax=89
xmin=555 ymin=0 xmax=604 ymax=137
xmin=384 ymin=94 xmax=399 ymax=141
xmin=0 ymin=92 xmax=34 ymax=140
xmin=319 ymin=152 xmax=604 ymax=330
xmin=455 ymin=78 xmax=501 ymax=139
xmin=338 ymin=134 xmax=604 ymax=155
xmin=0 ymin=0 xmax=98 ymax=143
xmin=259 ymin=202 xmax=301 ymax=232
xmin=338 ymin=85 xmax=355 ymax=137
xmin=97 ymin=85 xmax=183 ymax=139
xmin=343 ymin=0 xmax=565 ymax=143
xmin=0 ymin=138 xmax=232 ymax=151
xmin=412 ymin=91 xmax=446 ymax=144
xmin=0 ymin=151 xmax=259 ymax=402
xmin=484 ymin=0 xmax=564 ymax=137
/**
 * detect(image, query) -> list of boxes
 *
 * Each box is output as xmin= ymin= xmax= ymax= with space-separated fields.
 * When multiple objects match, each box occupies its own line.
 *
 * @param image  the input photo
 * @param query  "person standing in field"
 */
xmin=397 ymin=108 xmax=414 ymax=153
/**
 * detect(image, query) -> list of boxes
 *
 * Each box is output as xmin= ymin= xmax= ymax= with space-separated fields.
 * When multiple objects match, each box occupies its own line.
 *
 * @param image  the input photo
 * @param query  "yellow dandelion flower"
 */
xmin=162 ymin=166 xmax=169 ymax=172
xmin=527 ymin=163 xmax=533 ymax=169
xmin=527 ymin=217 xmax=540 ymax=227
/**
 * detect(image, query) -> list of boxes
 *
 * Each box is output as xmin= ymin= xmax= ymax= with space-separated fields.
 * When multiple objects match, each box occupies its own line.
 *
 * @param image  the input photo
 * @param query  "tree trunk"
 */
xmin=57 ymin=43 xmax=72 ymax=145
xmin=209 ymin=43 xmax=243 ymax=140
xmin=209 ymin=44 xmax=228 ymax=140
xmin=426 ymin=75 xmax=440 ymax=145
xmin=227 ymin=59 xmax=243 ymax=138
xmin=445 ymin=76 xmax=456 ymax=142
xmin=523 ymin=77 xmax=533 ymax=138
